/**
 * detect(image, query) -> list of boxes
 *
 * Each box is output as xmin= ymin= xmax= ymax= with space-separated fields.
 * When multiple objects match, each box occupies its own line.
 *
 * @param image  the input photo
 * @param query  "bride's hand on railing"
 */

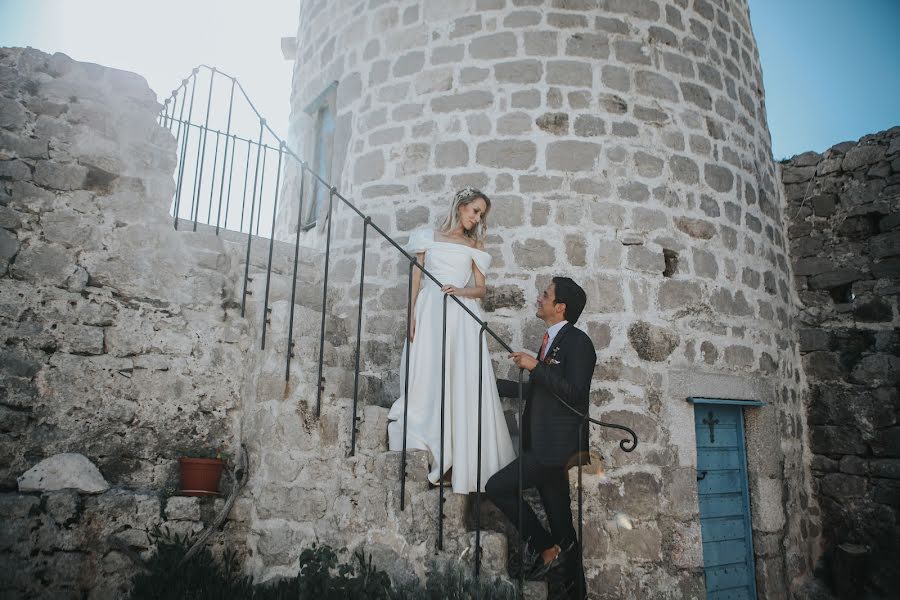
xmin=441 ymin=284 xmax=460 ymax=296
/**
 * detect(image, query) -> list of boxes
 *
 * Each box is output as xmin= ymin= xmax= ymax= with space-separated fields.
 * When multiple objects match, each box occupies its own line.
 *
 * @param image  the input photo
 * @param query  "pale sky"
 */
xmin=0 ymin=0 xmax=297 ymax=136
xmin=2 ymin=1 xmax=898 ymax=161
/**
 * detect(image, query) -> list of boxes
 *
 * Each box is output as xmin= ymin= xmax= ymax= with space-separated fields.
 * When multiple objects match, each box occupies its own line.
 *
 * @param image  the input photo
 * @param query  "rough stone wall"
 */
xmin=782 ymin=127 xmax=900 ymax=595
xmin=0 ymin=45 xmax=514 ymax=598
xmin=285 ymin=0 xmax=816 ymax=597
xmin=0 ymin=47 xmax=259 ymax=597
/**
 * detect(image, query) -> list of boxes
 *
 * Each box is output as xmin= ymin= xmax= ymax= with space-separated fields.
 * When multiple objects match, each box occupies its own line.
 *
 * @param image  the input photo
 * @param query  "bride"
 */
xmin=387 ymin=188 xmax=516 ymax=494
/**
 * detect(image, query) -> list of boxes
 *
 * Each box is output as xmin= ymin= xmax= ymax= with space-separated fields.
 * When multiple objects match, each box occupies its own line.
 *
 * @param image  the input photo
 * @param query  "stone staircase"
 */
xmin=172 ymin=221 xmax=549 ymax=596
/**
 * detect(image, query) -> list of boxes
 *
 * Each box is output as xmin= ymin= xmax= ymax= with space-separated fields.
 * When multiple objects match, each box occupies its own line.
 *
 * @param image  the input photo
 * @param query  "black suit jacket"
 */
xmin=497 ymin=323 xmax=597 ymax=467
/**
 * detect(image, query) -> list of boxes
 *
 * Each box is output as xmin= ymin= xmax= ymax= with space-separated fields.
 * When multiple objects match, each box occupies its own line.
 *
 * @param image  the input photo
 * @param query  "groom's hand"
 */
xmin=509 ymin=352 xmax=538 ymax=371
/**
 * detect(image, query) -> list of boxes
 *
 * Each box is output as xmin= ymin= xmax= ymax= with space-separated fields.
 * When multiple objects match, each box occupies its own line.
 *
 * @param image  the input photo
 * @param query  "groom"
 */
xmin=485 ymin=276 xmax=595 ymax=599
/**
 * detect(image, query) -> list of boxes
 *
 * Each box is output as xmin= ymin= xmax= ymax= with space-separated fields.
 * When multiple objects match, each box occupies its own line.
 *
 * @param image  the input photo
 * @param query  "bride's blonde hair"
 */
xmin=439 ymin=188 xmax=491 ymax=243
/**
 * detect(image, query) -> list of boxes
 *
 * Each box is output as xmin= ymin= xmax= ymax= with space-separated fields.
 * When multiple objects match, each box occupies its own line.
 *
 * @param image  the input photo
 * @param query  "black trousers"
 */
xmin=485 ymin=452 xmax=586 ymax=599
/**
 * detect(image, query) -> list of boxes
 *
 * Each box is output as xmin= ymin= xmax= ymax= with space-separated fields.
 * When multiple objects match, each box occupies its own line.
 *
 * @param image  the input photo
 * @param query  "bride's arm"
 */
xmin=448 ymin=262 xmax=486 ymax=299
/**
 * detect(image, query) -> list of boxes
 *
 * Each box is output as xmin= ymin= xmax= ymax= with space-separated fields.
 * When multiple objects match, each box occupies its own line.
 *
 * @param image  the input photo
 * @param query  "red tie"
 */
xmin=539 ymin=332 xmax=550 ymax=360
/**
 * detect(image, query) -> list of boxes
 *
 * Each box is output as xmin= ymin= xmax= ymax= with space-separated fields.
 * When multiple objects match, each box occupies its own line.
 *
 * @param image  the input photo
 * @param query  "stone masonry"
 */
xmin=782 ymin=127 xmax=900 ymax=596
xmin=0 ymin=47 xmax=542 ymax=598
xmin=281 ymin=0 xmax=818 ymax=598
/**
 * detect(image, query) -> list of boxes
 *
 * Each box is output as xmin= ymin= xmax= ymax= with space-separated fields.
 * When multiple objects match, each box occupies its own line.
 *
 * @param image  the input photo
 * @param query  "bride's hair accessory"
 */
xmin=439 ymin=188 xmax=491 ymax=242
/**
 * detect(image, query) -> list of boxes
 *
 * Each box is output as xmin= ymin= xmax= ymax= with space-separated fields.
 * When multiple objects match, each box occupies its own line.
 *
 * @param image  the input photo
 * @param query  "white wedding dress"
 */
xmin=387 ymin=229 xmax=516 ymax=493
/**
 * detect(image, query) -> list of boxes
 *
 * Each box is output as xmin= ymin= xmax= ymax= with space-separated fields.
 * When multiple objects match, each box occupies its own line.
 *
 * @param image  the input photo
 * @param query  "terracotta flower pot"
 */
xmin=179 ymin=457 xmax=225 ymax=497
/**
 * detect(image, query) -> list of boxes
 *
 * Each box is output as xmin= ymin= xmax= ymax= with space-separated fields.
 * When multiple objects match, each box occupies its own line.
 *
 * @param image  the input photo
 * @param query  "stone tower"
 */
xmin=280 ymin=0 xmax=818 ymax=596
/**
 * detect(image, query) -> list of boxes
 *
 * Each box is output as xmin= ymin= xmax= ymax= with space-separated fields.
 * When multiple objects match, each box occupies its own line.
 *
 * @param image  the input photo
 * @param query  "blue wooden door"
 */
xmin=694 ymin=404 xmax=757 ymax=600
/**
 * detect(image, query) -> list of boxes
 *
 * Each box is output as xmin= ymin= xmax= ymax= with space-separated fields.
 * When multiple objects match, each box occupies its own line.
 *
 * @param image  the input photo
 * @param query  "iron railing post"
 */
xmin=437 ymin=292 xmax=448 ymax=550
xmin=215 ymin=78 xmax=236 ymax=234
xmin=260 ymin=144 xmax=284 ymax=350
xmin=254 ymin=145 xmax=269 ymax=238
xmin=399 ymin=257 xmax=415 ymax=511
xmin=315 ymin=187 xmax=335 ymax=417
xmin=285 ymin=166 xmax=307 ymax=382
xmin=349 ymin=217 xmax=370 ymax=457
xmin=222 ymin=134 xmax=238 ymax=231
xmin=173 ymin=71 xmax=197 ymax=229
xmin=239 ymin=138 xmax=252 ymax=232
xmin=517 ymin=368 xmax=525 ymax=593
xmin=168 ymin=91 xmax=178 ymax=132
xmin=205 ymin=130 xmax=220 ymax=224
xmin=474 ymin=323 xmax=487 ymax=583
xmin=241 ymin=120 xmax=265 ymax=317
xmin=577 ymin=419 xmax=585 ymax=600
xmin=191 ymin=67 xmax=216 ymax=231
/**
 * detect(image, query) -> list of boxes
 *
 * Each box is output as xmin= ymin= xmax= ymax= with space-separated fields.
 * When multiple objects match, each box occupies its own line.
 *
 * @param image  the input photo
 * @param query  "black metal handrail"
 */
xmin=158 ymin=64 xmax=638 ymax=597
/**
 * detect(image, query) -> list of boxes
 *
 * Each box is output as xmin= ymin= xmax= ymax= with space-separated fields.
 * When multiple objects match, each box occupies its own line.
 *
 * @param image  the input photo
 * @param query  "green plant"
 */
xmin=129 ymin=525 xmax=255 ymax=599
xmin=177 ymin=444 xmax=231 ymax=462
xmin=128 ymin=526 xmax=522 ymax=600
xmin=395 ymin=565 xmax=518 ymax=600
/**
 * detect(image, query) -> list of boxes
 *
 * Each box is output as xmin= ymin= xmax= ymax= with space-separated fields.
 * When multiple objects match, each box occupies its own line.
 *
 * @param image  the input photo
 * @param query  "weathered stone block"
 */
xmin=396 ymin=205 xmax=429 ymax=231
xmin=434 ymin=140 xmax=469 ymax=168
xmin=8 ymin=242 xmax=77 ymax=285
xmin=565 ymin=233 xmax=587 ymax=266
xmin=807 ymin=268 xmax=864 ymax=290
xmin=475 ymin=140 xmax=536 ymax=170
xmin=704 ymin=163 xmax=734 ymax=192
xmin=504 ymin=10 xmax=542 ymax=28
xmin=460 ymin=66 xmax=489 ymax=85
xmin=547 ymin=140 xmax=601 ymax=171
xmin=353 ymin=150 xmax=384 ymax=184
xmin=494 ymin=59 xmax=543 ymax=84
xmin=675 ymin=216 xmax=715 ymax=239
xmin=0 ymin=130 xmax=48 ymax=160
xmin=449 ymin=14 xmax=482 ymax=39
xmin=723 ymin=344 xmax=754 ymax=367
xmin=600 ymin=0 xmax=661 ymax=20
xmin=663 ymin=51 xmax=695 ymax=77
xmin=613 ymin=40 xmax=650 ymax=65
xmin=601 ymin=65 xmax=630 ymax=91
xmin=870 ymin=231 xmax=900 ymax=259
xmin=635 ymin=70 xmax=678 ymax=101
xmin=524 ymin=31 xmax=558 ymax=56
xmin=546 ymin=60 xmax=592 ymax=86
xmin=803 ymin=352 xmax=844 ymax=381
xmin=414 ymin=68 xmax=453 ymax=94
xmin=32 ymin=160 xmax=88 ymax=191
xmin=392 ymin=51 xmax=425 ymax=77
xmin=566 ymin=33 xmax=610 ymax=59
xmin=669 ymin=155 xmax=699 ymax=184
xmin=431 ymin=90 xmax=493 ymax=113
xmin=512 ymin=239 xmax=556 ymax=268
xmin=850 ymin=354 xmax=900 ymax=387
xmin=628 ymin=321 xmax=679 ymax=361
xmin=483 ymin=284 xmax=526 ymax=312
xmin=0 ymin=96 xmax=27 ymax=130
xmin=469 ymin=32 xmax=517 ymax=59
xmin=617 ymin=181 xmax=650 ymax=203
xmin=692 ymin=247 xmax=718 ymax=279
xmin=536 ymin=112 xmax=569 ymax=135
xmin=165 ymin=496 xmax=201 ymax=520
xmin=842 ymin=144 xmax=886 ymax=171
xmin=574 ymin=115 xmax=606 ymax=137
xmin=657 ymin=280 xmax=701 ymax=310
xmin=432 ymin=44 xmax=465 ymax=65
xmin=18 ymin=453 xmax=109 ymax=493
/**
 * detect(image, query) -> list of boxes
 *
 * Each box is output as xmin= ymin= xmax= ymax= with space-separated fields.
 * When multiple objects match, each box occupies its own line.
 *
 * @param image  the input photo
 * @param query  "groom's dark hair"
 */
xmin=552 ymin=276 xmax=587 ymax=324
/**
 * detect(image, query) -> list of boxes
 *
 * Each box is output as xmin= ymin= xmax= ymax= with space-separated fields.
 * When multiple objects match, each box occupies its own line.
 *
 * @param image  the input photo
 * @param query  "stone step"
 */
xmin=173 ymin=219 xmax=321 ymax=276
xmin=235 ymin=269 xmax=322 ymax=311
